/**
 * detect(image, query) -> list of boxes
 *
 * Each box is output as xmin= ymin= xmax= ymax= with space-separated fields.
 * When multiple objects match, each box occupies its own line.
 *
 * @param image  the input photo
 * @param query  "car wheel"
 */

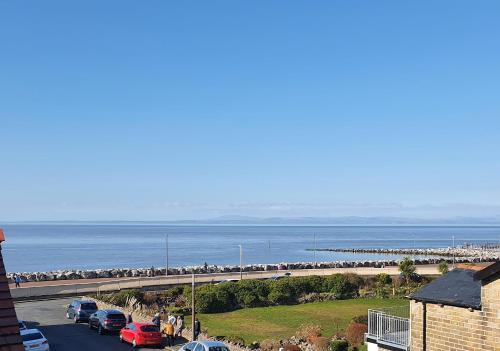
xmin=88 ymin=321 xmax=93 ymax=329
xmin=98 ymin=325 xmax=104 ymax=335
xmin=132 ymin=339 xmax=137 ymax=348
xmin=66 ymin=312 xmax=70 ymax=319
xmin=119 ymin=334 xmax=124 ymax=343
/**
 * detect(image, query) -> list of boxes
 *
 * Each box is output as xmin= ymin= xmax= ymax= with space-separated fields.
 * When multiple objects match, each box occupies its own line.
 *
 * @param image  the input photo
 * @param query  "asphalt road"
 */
xmin=15 ymin=297 xmax=168 ymax=351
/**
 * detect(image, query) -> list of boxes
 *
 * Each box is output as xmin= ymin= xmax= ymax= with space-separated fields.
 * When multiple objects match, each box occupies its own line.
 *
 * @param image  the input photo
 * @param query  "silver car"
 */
xmin=179 ymin=341 xmax=230 ymax=351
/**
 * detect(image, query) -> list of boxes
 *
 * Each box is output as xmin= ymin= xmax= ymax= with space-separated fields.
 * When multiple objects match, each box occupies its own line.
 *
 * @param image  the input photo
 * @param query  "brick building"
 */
xmin=410 ymin=262 xmax=500 ymax=351
xmin=0 ymin=229 xmax=24 ymax=351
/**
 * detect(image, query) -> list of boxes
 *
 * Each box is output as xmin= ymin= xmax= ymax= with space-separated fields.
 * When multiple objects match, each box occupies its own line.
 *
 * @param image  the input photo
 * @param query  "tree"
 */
xmin=398 ymin=257 xmax=416 ymax=288
xmin=438 ymin=260 xmax=449 ymax=274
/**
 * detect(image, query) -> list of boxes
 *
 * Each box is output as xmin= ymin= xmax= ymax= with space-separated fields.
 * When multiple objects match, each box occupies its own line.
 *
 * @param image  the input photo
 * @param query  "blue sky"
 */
xmin=1 ymin=1 xmax=499 ymax=221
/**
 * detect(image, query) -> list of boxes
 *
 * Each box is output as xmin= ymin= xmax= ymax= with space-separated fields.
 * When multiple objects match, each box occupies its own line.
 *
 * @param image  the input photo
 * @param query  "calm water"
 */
xmin=1 ymin=224 xmax=499 ymax=273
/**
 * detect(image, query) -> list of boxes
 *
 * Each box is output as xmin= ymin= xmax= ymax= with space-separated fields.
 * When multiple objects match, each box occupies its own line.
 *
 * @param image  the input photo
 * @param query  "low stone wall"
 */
xmin=8 ymin=255 xmax=495 ymax=283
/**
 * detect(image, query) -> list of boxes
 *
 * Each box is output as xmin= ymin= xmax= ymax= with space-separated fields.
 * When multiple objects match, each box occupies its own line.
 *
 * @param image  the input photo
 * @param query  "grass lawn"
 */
xmin=186 ymin=298 xmax=407 ymax=344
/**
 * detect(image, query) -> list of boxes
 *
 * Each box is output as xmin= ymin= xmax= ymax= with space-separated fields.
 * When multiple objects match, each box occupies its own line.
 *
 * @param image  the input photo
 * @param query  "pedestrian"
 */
xmin=151 ymin=266 xmax=155 ymax=277
xmin=14 ymin=275 xmax=21 ymax=288
xmin=152 ymin=312 xmax=161 ymax=329
xmin=194 ymin=318 xmax=201 ymax=340
xmin=175 ymin=315 xmax=185 ymax=338
xmin=163 ymin=319 xmax=175 ymax=346
xmin=127 ymin=313 xmax=133 ymax=323
xmin=168 ymin=313 xmax=176 ymax=325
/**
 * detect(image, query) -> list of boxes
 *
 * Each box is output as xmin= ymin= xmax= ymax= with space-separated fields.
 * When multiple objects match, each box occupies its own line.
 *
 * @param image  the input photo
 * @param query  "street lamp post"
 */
xmin=238 ymin=244 xmax=243 ymax=280
xmin=165 ymin=234 xmax=169 ymax=277
xmin=191 ymin=272 xmax=195 ymax=341
xmin=314 ymin=234 xmax=317 ymax=269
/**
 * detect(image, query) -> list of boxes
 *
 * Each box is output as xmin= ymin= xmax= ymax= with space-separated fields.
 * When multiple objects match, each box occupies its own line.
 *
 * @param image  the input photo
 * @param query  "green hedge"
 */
xmin=191 ymin=274 xmax=363 ymax=313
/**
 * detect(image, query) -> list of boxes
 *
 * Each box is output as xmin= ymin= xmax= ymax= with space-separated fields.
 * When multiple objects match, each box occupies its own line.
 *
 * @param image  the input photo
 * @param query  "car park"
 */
xmin=88 ymin=309 xmax=126 ymax=334
xmin=179 ymin=340 xmax=230 ymax=351
xmin=215 ymin=279 xmax=239 ymax=285
xmin=119 ymin=322 xmax=163 ymax=348
xmin=66 ymin=299 xmax=98 ymax=323
xmin=21 ymin=328 xmax=49 ymax=351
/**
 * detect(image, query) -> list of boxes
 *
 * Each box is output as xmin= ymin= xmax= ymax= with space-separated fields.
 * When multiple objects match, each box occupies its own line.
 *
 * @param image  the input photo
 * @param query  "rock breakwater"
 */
xmin=8 ymin=255 xmax=496 ymax=283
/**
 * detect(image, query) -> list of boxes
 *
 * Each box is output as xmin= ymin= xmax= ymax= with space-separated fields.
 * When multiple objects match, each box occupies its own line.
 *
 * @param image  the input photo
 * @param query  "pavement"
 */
xmin=15 ymin=297 xmax=183 ymax=351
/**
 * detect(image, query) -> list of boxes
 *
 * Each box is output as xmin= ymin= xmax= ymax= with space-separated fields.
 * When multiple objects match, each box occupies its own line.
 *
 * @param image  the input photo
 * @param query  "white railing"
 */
xmin=368 ymin=308 xmax=410 ymax=349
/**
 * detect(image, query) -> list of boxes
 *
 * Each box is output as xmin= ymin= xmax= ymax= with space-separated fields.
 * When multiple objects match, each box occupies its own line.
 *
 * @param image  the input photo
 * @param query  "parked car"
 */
xmin=119 ymin=322 xmax=163 ymax=348
xmin=88 ymin=309 xmax=126 ymax=334
xmin=179 ymin=340 xmax=230 ymax=351
xmin=66 ymin=299 xmax=98 ymax=323
xmin=215 ymin=279 xmax=239 ymax=285
xmin=21 ymin=328 xmax=49 ymax=351
xmin=18 ymin=320 xmax=27 ymax=330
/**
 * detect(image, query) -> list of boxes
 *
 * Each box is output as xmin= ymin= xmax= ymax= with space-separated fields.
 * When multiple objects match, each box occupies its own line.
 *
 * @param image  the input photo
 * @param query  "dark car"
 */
xmin=66 ymin=300 xmax=98 ymax=323
xmin=88 ymin=309 xmax=126 ymax=334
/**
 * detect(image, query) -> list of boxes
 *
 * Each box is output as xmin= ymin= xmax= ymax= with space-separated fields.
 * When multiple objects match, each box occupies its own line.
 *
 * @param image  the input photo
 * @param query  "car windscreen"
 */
xmin=140 ymin=325 xmax=159 ymax=332
xmin=107 ymin=313 xmax=125 ymax=320
xmin=80 ymin=303 xmax=97 ymax=310
xmin=22 ymin=333 xmax=43 ymax=342
xmin=209 ymin=347 xmax=230 ymax=351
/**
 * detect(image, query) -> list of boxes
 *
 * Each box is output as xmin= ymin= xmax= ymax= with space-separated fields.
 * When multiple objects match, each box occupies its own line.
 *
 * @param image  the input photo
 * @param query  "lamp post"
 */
xmin=165 ymin=234 xmax=169 ymax=277
xmin=313 ymin=233 xmax=317 ymax=269
xmin=191 ymin=272 xmax=195 ymax=341
xmin=452 ymin=235 xmax=455 ymax=268
xmin=238 ymin=244 xmax=243 ymax=280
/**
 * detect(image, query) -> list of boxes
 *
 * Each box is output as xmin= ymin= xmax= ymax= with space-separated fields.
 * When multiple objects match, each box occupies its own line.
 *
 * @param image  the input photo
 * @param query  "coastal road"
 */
xmin=15 ymin=297 xmax=168 ymax=351
xmin=11 ymin=265 xmax=442 ymax=300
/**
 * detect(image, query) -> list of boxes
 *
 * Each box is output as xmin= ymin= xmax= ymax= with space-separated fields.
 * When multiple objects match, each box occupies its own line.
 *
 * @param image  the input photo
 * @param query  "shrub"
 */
xmin=375 ymin=273 xmax=392 ymax=285
xmin=312 ymin=336 xmax=331 ymax=351
xmin=225 ymin=335 xmax=246 ymax=346
xmin=438 ymin=260 xmax=449 ymax=274
xmin=105 ymin=289 xmax=144 ymax=307
xmin=324 ymin=274 xmax=358 ymax=299
xmin=295 ymin=323 xmax=322 ymax=342
xmin=195 ymin=284 xmax=235 ymax=313
xmin=234 ymin=279 xmax=270 ymax=307
xmin=330 ymin=340 xmax=348 ymax=351
xmin=260 ymin=339 xmax=280 ymax=351
xmin=298 ymin=292 xmax=337 ymax=304
xmin=284 ymin=344 xmax=301 ymax=351
xmin=268 ymin=279 xmax=298 ymax=304
xmin=345 ymin=323 xmax=368 ymax=347
xmin=350 ymin=315 xmax=368 ymax=325
xmin=399 ymin=257 xmax=416 ymax=287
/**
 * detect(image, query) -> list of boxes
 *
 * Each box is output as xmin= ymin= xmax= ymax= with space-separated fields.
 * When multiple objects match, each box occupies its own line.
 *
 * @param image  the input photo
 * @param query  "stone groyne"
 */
xmin=7 ymin=255 xmax=496 ymax=283
xmin=313 ymin=246 xmax=500 ymax=260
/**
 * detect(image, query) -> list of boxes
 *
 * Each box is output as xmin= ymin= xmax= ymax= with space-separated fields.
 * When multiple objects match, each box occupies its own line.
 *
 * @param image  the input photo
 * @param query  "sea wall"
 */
xmin=7 ymin=255 xmax=496 ymax=283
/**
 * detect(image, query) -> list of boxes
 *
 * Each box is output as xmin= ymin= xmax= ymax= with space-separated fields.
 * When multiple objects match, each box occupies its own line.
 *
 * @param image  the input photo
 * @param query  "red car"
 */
xmin=119 ymin=322 xmax=163 ymax=348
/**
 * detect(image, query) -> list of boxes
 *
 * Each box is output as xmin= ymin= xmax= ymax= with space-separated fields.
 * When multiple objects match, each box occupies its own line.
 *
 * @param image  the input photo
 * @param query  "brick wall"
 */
xmin=410 ymin=272 xmax=500 ymax=351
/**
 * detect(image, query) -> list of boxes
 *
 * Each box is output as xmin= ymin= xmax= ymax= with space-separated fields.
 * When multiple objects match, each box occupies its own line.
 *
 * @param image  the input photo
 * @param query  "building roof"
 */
xmin=0 ymin=229 xmax=24 ymax=351
xmin=473 ymin=261 xmax=500 ymax=281
xmin=410 ymin=268 xmax=482 ymax=309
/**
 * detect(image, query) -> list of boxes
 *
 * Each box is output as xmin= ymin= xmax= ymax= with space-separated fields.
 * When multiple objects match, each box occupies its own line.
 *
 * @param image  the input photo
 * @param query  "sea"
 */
xmin=1 ymin=224 xmax=499 ymax=273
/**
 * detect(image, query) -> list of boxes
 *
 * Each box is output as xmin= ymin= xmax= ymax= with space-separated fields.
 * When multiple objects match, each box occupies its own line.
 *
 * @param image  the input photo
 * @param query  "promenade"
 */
xmin=10 ymin=264 xmax=441 ymax=300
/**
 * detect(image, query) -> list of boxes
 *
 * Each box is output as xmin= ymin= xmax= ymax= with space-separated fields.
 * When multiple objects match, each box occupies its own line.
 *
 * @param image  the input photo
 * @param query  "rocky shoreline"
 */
xmin=8 ymin=254 xmax=497 ymax=283
xmin=313 ymin=246 xmax=500 ymax=260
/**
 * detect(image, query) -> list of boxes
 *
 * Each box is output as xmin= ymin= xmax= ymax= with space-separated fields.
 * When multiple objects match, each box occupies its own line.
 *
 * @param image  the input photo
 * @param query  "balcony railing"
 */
xmin=367 ymin=307 xmax=410 ymax=350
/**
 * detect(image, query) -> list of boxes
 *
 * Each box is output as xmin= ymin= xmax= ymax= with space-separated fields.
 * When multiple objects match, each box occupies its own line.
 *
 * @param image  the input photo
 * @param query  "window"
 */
xmin=22 ymin=333 xmax=44 ymax=342
xmin=108 ymin=313 xmax=125 ymax=320
xmin=184 ymin=342 xmax=197 ymax=351
xmin=194 ymin=343 xmax=205 ymax=351
xmin=140 ymin=325 xmax=159 ymax=332
xmin=80 ymin=303 xmax=97 ymax=310
xmin=127 ymin=324 xmax=135 ymax=331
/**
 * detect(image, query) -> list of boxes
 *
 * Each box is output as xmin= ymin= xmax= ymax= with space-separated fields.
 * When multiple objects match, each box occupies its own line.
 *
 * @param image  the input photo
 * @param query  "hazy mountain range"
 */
xmin=5 ymin=215 xmax=500 ymax=225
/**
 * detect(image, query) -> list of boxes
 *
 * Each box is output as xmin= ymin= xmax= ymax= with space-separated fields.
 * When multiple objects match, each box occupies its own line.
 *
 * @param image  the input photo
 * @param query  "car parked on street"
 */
xmin=88 ymin=309 xmax=126 ymax=334
xmin=21 ymin=328 xmax=49 ymax=351
xmin=18 ymin=320 xmax=27 ymax=330
xmin=66 ymin=299 xmax=98 ymax=323
xmin=119 ymin=322 xmax=163 ymax=348
xmin=179 ymin=340 xmax=230 ymax=351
